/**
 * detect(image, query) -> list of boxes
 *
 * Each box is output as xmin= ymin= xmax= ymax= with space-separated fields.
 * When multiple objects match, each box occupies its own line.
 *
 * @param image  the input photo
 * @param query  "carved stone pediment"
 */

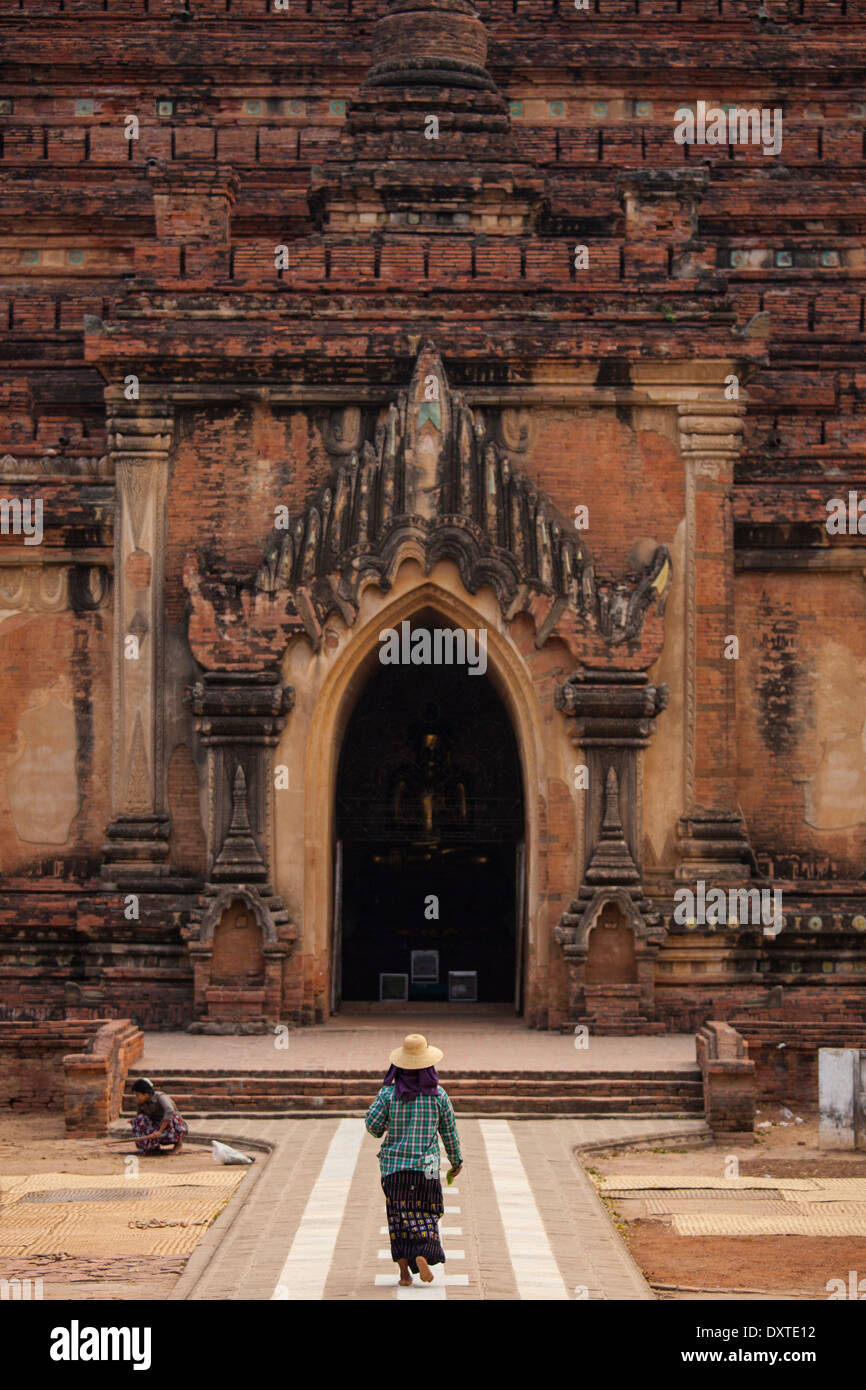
xmin=184 ymin=344 xmax=672 ymax=672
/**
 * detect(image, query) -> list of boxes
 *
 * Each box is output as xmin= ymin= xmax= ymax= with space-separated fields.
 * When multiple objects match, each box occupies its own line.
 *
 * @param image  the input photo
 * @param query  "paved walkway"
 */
xmin=169 ymin=1116 xmax=708 ymax=1302
xmin=139 ymin=1020 xmax=696 ymax=1074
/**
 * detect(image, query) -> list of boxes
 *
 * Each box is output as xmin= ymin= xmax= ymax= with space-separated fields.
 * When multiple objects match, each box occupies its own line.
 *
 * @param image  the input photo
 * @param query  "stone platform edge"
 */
xmin=574 ymin=1126 xmax=712 ymax=1156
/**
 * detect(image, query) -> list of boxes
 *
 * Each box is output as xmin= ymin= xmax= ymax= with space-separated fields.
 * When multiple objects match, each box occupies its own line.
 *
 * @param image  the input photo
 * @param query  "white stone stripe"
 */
xmin=398 ymin=1264 xmax=446 ymax=1301
xmin=374 ymin=1274 xmax=469 ymax=1285
xmin=479 ymin=1120 xmax=569 ymax=1301
xmin=375 ymin=1271 xmax=469 ymax=1299
xmin=271 ymin=1118 xmax=365 ymax=1301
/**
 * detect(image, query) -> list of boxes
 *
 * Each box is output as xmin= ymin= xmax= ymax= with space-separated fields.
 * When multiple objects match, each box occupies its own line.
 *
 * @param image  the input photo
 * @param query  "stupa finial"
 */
xmin=365 ymin=0 xmax=496 ymax=93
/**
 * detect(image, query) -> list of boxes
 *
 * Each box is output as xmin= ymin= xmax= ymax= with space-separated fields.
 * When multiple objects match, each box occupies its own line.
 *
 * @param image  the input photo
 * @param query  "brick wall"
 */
xmin=0 ymin=1019 xmax=94 ymax=1111
xmin=656 ymin=982 xmax=866 ymax=1035
xmin=63 ymin=1018 xmax=144 ymax=1134
xmin=167 ymin=744 xmax=207 ymax=877
xmin=735 ymin=572 xmax=866 ymax=881
xmin=0 ymin=1017 xmax=143 ymax=1133
xmin=732 ymin=1020 xmax=866 ymax=1108
xmin=696 ymin=1020 xmax=756 ymax=1134
xmin=0 ymin=610 xmax=111 ymax=876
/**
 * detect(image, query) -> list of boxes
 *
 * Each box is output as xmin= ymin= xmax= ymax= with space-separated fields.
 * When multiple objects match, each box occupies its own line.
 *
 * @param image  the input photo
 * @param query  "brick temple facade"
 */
xmin=1 ymin=0 xmax=865 ymax=1033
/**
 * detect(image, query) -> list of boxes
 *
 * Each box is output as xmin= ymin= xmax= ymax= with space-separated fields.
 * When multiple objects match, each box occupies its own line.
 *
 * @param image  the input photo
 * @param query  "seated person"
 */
xmin=130 ymin=1077 xmax=189 ymax=1155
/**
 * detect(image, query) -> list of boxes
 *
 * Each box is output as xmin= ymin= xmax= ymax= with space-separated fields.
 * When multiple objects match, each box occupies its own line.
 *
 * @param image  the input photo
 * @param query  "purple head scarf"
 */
xmin=384 ymin=1063 xmax=440 ymax=1103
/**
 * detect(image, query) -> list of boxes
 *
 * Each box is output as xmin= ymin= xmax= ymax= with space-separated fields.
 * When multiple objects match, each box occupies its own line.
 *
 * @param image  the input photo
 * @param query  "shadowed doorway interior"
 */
xmin=334 ymin=617 xmax=525 ymax=1009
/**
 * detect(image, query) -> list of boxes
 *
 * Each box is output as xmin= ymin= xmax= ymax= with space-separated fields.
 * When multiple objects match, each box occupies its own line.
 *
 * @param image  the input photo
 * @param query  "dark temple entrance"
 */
xmin=334 ymin=621 xmax=525 ymax=1008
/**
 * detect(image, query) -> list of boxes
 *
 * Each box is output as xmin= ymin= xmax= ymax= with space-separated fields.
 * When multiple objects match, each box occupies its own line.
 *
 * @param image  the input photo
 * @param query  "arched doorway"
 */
xmin=333 ymin=610 xmax=525 ymax=1008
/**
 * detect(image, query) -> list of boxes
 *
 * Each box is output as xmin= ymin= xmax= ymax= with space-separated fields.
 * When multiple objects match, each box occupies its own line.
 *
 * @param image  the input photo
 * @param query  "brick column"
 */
xmin=101 ymin=391 xmax=173 ymax=886
xmin=677 ymin=400 xmax=754 ymax=883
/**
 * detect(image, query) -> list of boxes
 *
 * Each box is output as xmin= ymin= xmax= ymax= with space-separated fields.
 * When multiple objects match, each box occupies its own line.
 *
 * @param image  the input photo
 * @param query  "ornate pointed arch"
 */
xmin=184 ymin=344 xmax=672 ymax=674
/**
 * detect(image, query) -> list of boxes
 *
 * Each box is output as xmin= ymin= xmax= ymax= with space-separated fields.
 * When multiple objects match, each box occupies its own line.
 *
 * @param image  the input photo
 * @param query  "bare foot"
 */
xmin=397 ymin=1259 xmax=412 ymax=1287
xmin=172 ymin=1138 xmax=183 ymax=1154
xmin=416 ymin=1257 xmax=434 ymax=1284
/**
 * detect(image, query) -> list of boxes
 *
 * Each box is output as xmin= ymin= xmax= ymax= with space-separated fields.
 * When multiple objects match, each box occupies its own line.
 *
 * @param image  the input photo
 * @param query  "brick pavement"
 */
xmin=139 ymin=1018 xmax=696 ymax=1075
xmin=170 ymin=1116 xmax=708 ymax=1302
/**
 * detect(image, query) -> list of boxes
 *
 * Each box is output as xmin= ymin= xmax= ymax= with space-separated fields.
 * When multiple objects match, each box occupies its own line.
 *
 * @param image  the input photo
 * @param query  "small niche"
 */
xmin=211 ymin=899 xmax=265 ymax=986
xmin=585 ymin=902 xmax=637 ymax=985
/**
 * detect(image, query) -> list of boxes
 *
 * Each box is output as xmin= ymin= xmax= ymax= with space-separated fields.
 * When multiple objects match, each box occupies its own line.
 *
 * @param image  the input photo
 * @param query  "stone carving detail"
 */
xmin=555 ymin=767 xmax=665 ymax=951
xmin=554 ymin=765 xmax=666 ymax=1028
xmin=0 ymin=565 xmax=109 ymax=614
xmin=554 ymin=671 xmax=669 ymax=1024
xmin=117 ymin=461 xmax=152 ymax=549
xmin=186 ymin=672 xmax=294 ymax=865
xmin=183 ymin=736 xmax=297 ymax=1031
xmin=555 ymin=671 xmax=669 ymax=901
xmin=185 ymin=345 xmax=672 ymax=672
xmin=180 ymin=617 xmax=295 ymax=1030
xmin=210 ymin=766 xmax=267 ymax=882
xmin=498 ymin=407 xmax=536 ymax=457
xmin=124 ymin=713 xmax=152 ymax=816
xmin=321 ymin=406 xmax=363 ymax=459
xmin=676 ymin=808 xmax=757 ymax=884
xmin=0 ymin=452 xmax=112 ymax=479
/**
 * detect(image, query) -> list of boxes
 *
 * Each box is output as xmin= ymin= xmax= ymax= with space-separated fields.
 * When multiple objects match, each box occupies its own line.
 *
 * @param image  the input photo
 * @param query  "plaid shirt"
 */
xmin=365 ymin=1085 xmax=462 ymax=1179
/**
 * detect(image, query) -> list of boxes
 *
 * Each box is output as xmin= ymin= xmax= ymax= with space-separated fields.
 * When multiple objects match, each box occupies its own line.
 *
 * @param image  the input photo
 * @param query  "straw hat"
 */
xmin=389 ymin=1033 xmax=443 ymax=1069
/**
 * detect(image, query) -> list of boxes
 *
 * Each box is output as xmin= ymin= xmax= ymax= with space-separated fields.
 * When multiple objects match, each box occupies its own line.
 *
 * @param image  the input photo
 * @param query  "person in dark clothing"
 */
xmin=129 ymin=1077 xmax=189 ymax=1155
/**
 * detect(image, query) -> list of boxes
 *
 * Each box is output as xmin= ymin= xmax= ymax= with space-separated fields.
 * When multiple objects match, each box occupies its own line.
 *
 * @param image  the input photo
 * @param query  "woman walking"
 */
xmin=129 ymin=1078 xmax=189 ymax=1155
xmin=365 ymin=1033 xmax=463 ymax=1286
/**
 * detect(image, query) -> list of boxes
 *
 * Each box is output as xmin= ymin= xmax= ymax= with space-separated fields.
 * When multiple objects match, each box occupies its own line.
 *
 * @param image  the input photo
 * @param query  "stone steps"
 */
xmin=126 ymin=1072 xmax=701 ymax=1093
xmin=124 ymin=1067 xmax=703 ymax=1117
xmin=573 ymin=1022 xmax=670 ymax=1036
xmin=127 ymin=1066 xmax=697 ymax=1080
xmin=131 ymin=1097 xmax=701 ymax=1116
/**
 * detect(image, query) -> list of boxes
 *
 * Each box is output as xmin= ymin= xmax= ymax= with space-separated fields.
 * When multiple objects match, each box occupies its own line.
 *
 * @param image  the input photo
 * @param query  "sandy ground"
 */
xmin=587 ymin=1109 xmax=866 ymax=1300
xmin=0 ymin=1114 xmax=234 ymax=1300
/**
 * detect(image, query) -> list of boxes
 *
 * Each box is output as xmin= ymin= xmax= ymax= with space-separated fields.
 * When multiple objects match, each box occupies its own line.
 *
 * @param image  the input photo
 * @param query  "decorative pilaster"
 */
xmin=186 ymin=669 xmax=294 ymax=875
xmin=555 ymin=669 xmax=669 ymax=863
xmin=101 ymin=391 xmax=173 ymax=887
xmin=183 ymin=671 xmax=296 ymax=1030
xmin=553 ymin=670 xmax=668 ymax=1026
xmin=677 ymin=400 xmax=754 ymax=883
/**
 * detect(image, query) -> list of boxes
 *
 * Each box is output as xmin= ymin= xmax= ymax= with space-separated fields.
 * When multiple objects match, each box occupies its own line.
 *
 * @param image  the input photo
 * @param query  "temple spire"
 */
xmin=211 ymin=764 xmax=268 ymax=883
xmin=584 ymin=767 xmax=641 ymax=889
xmin=310 ymin=0 xmax=544 ymax=232
xmin=365 ymin=0 xmax=497 ymax=94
